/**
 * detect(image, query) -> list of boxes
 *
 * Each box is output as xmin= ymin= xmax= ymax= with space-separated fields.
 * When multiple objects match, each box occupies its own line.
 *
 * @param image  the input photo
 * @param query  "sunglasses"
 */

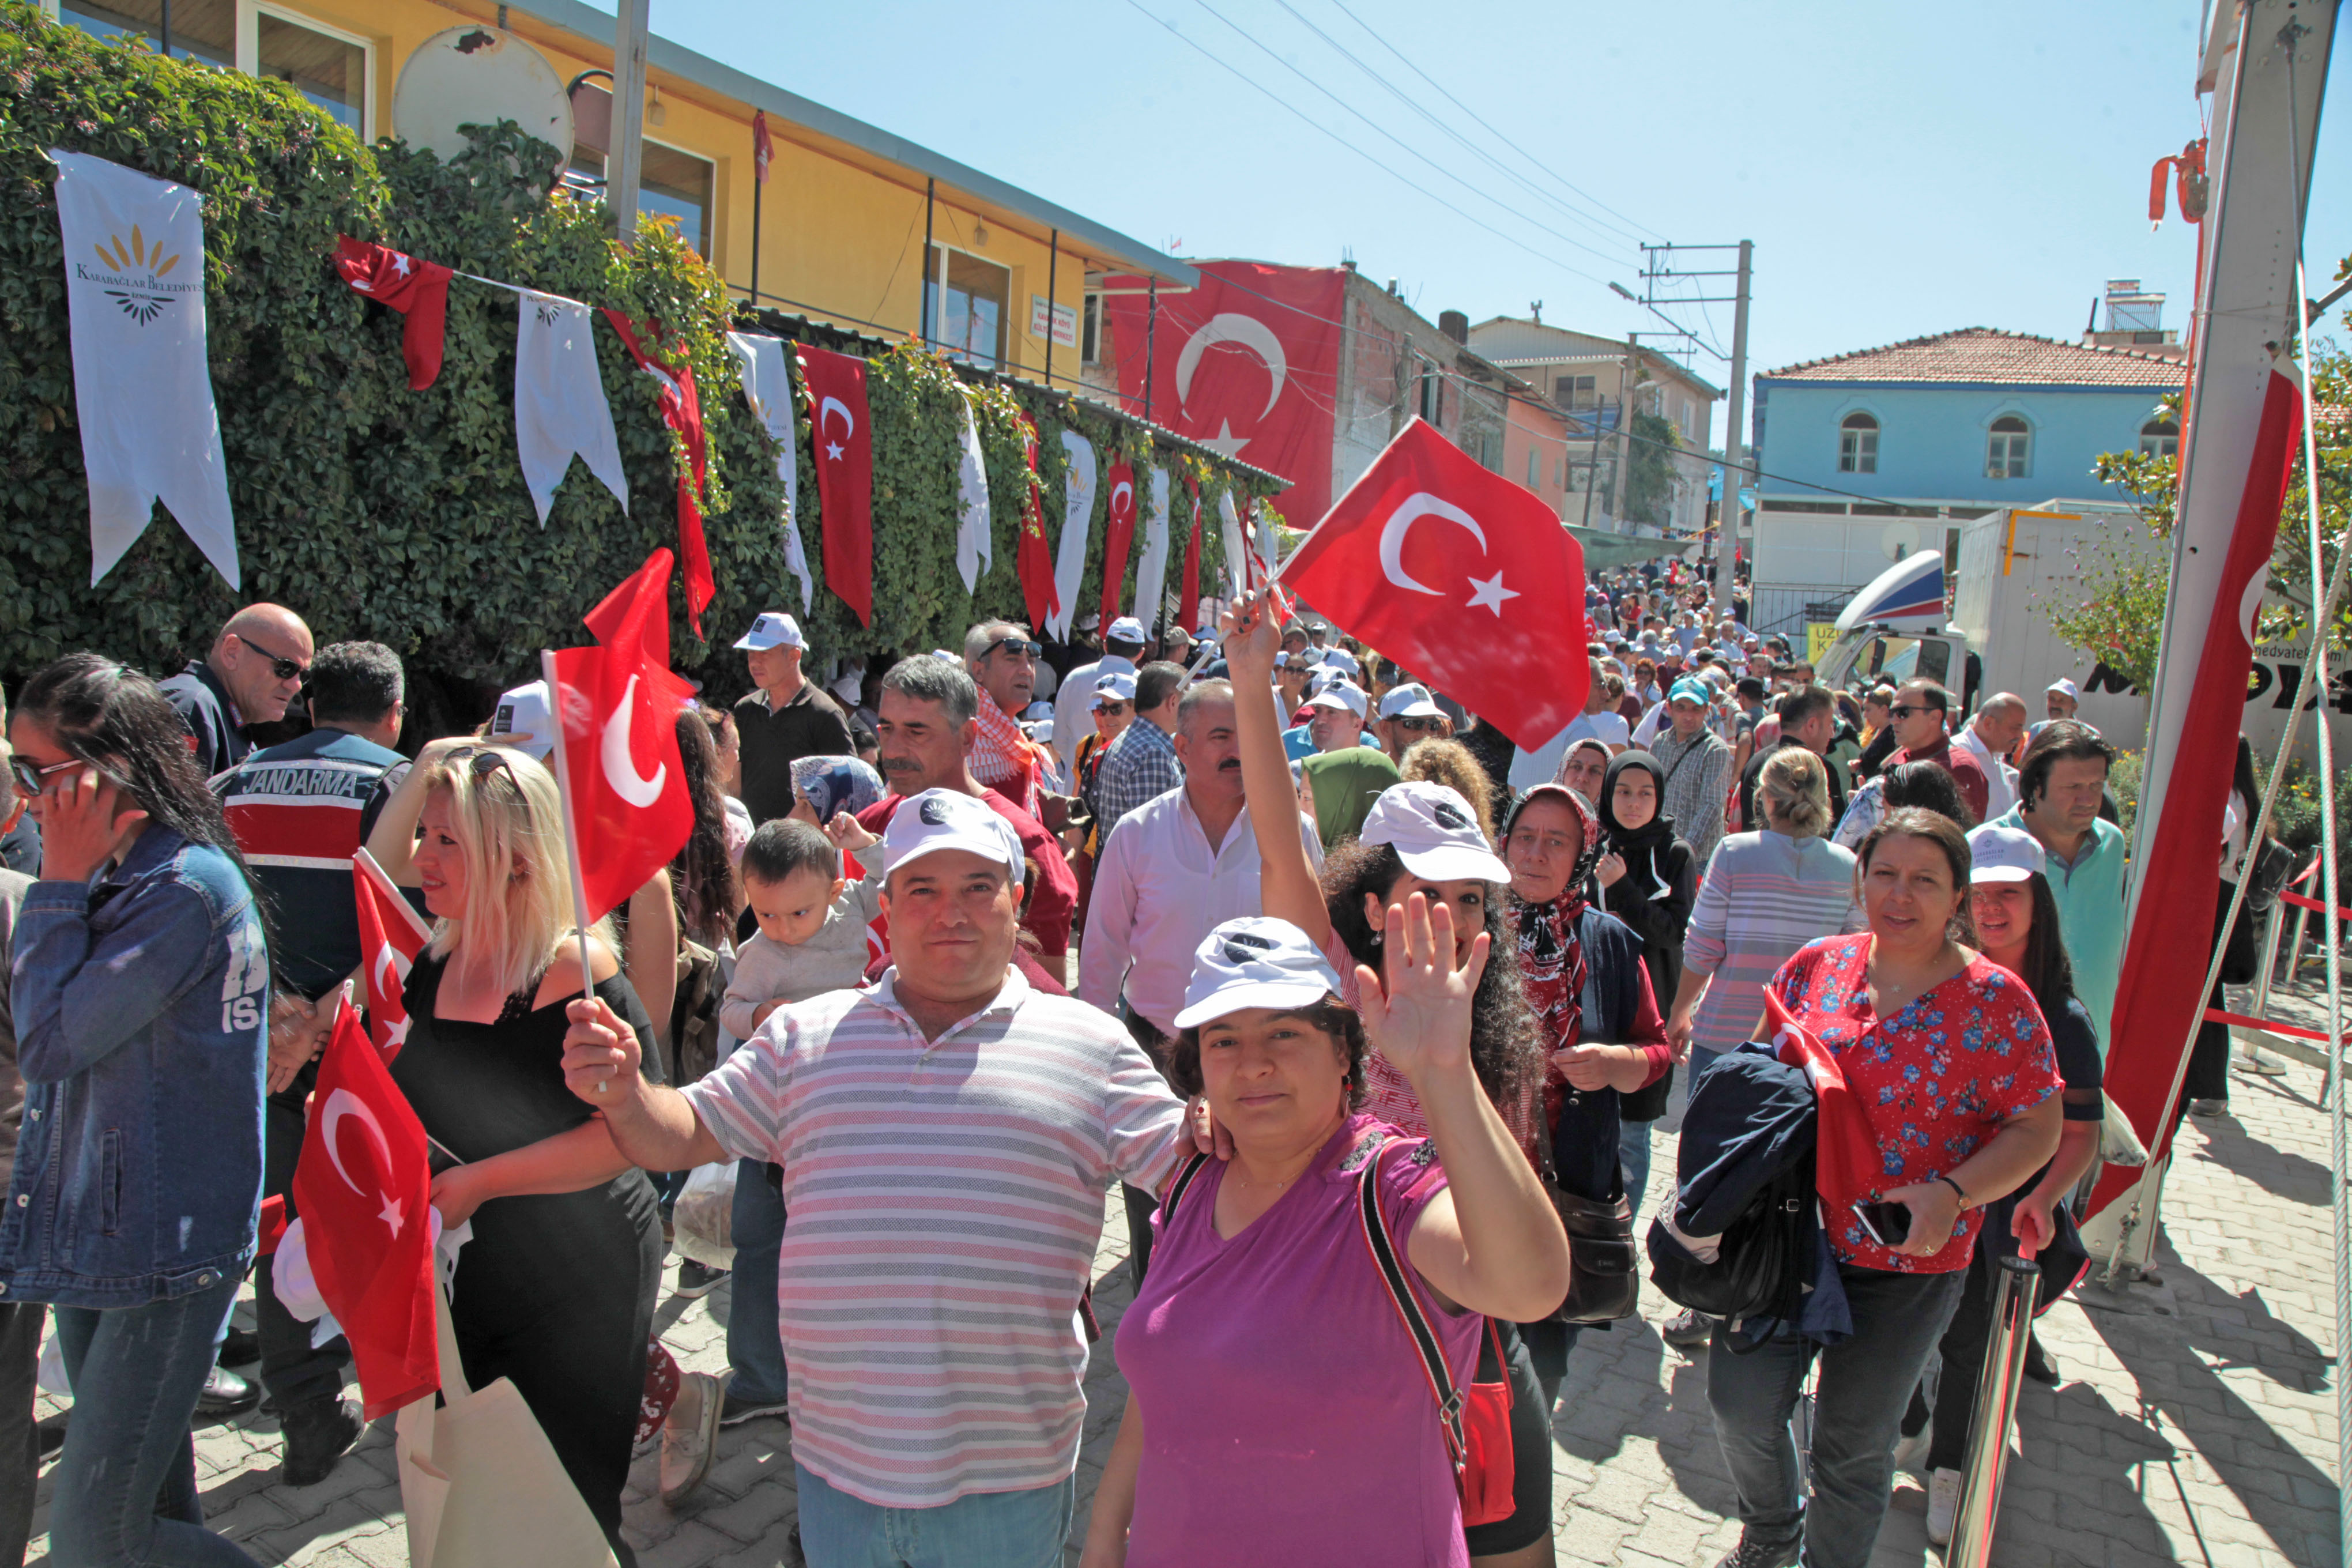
xmin=229 ymin=631 xmax=310 ymax=683
xmin=1393 ymin=717 xmax=1443 ymax=733
xmin=1887 ymin=705 xmax=1942 ymax=719
xmin=983 ymin=638 xmax=1043 ymax=661
xmin=10 ymin=754 xmax=133 ymax=798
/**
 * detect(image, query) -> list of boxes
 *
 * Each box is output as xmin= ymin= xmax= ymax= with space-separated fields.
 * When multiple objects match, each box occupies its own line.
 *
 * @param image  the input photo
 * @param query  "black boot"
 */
xmin=280 ymin=1396 xmax=364 ymax=1487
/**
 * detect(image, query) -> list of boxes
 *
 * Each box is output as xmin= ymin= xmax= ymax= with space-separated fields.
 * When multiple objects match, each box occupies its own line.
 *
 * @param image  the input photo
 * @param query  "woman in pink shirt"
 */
xmin=1079 ymin=906 xmax=1571 ymax=1567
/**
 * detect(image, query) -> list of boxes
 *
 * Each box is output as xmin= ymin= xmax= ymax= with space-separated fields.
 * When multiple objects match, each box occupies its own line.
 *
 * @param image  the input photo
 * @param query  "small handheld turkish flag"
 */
xmin=353 ymin=848 xmax=431 ymax=1061
xmin=333 ymin=235 xmax=453 ymax=391
xmin=544 ymin=559 xmax=695 ymax=924
xmin=292 ymin=999 xmax=437 ymax=1420
xmin=1279 ymin=417 xmax=1588 ymax=751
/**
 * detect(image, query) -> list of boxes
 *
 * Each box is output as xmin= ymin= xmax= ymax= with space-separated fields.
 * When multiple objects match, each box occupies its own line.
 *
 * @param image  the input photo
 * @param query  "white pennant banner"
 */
xmin=725 ymin=332 xmax=815 ymax=616
xmin=953 ymin=391 xmax=992 ymax=594
xmin=515 ymin=290 xmax=628 ymax=527
xmin=1053 ymin=431 xmax=1096 ymax=639
xmin=1218 ymin=488 xmax=1248 ymax=597
xmin=50 ymin=150 xmax=239 ymax=587
xmin=1132 ymin=466 xmax=1171 ymax=634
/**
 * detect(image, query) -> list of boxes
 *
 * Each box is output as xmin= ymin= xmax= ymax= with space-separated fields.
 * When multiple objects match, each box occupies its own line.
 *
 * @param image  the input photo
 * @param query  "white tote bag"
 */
xmin=395 ymin=1287 xmax=619 ymax=1568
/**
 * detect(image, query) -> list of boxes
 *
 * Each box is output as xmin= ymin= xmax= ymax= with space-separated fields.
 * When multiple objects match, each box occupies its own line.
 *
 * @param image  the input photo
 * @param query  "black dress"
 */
xmin=394 ymin=953 xmax=665 ymax=1567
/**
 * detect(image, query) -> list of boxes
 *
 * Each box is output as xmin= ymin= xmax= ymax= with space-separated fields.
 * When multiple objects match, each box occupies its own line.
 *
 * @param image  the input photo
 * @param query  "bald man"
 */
xmin=160 ymin=603 xmax=315 ymax=775
xmin=1955 ymin=691 xmax=2029 ymax=820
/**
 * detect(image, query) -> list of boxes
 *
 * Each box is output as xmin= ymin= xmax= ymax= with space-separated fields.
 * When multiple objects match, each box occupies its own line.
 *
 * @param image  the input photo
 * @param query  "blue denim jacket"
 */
xmin=0 ymin=827 xmax=266 ymax=1307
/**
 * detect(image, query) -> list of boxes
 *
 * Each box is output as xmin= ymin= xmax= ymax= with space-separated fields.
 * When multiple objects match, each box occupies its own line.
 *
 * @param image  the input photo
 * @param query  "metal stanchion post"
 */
xmin=1946 ymin=1254 xmax=2042 ymax=1567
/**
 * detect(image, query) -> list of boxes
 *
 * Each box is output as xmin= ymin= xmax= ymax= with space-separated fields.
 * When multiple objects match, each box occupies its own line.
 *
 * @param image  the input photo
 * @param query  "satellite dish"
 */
xmin=393 ymin=27 xmax=573 ymax=172
xmin=1880 ymin=520 xmax=1919 ymax=561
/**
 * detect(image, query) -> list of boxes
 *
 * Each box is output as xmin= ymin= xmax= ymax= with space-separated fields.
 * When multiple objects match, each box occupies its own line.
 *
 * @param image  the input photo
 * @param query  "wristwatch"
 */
xmin=1937 ymin=1174 xmax=1970 ymax=1210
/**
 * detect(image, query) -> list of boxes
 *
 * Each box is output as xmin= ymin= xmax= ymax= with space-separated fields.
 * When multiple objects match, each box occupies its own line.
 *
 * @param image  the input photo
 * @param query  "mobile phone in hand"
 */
xmin=1853 ymin=1200 xmax=1913 ymax=1247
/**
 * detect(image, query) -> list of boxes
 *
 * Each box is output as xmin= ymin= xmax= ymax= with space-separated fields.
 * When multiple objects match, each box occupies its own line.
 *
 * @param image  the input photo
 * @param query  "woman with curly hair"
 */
xmin=1400 ymin=735 xmax=1499 ymax=842
xmin=1222 ymin=589 xmax=1558 ymax=1568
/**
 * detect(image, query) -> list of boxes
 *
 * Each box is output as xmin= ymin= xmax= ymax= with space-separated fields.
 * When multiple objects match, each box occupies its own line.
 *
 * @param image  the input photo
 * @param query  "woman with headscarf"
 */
xmin=1591 ymin=751 xmax=1695 ymax=1212
xmin=1554 ymin=736 xmax=1611 ymax=808
xmin=1297 ymin=747 xmax=1401 ymax=852
xmin=786 ymin=754 xmax=885 ymax=826
xmin=1500 ymin=782 xmax=1672 ymax=1412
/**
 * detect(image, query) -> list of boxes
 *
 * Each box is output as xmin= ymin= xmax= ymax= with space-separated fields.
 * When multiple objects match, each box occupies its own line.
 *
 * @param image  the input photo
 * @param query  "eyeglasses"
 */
xmin=983 ymin=638 xmax=1043 ymax=661
xmin=229 ymin=631 xmax=311 ymax=683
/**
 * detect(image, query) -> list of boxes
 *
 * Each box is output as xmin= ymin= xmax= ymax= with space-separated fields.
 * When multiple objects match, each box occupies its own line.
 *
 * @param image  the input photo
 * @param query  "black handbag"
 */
xmin=1536 ymin=1118 xmax=1639 ymax=1324
xmin=1644 ymin=1148 xmax=1814 ymax=1334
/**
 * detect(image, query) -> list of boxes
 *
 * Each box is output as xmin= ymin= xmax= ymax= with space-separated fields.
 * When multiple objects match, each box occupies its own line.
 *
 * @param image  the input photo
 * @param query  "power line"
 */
xmin=1263 ymin=0 xmax=1651 ymax=254
xmin=1179 ymin=0 xmax=1631 ymax=270
xmin=1321 ymin=0 xmax=1665 ymax=245
xmin=1121 ymin=1 xmax=1616 ymax=294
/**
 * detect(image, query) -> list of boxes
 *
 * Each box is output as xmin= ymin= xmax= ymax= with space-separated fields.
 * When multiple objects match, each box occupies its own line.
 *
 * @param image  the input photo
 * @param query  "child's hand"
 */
xmin=752 ymin=999 xmax=783 ymax=1027
xmin=827 ymin=812 xmax=880 ymax=852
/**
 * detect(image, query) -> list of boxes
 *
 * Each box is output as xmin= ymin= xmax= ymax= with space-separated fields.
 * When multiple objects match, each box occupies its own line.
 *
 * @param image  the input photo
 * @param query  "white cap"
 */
xmin=830 ymin=672 xmax=862 ymax=707
xmin=2048 ymin=678 xmax=2080 ymax=700
xmin=930 ymin=649 xmax=959 ymax=662
xmin=1107 ymin=615 xmax=1147 ymax=643
xmin=1379 ymin=683 xmax=1445 ymax=721
xmin=1307 ymin=682 xmax=1367 ymax=719
xmin=1172 ymin=917 xmax=1347 ymax=1030
xmin=1362 ymin=782 xmax=1510 ymax=883
xmin=1092 ymin=671 xmax=1138 ymax=707
xmin=1077 ymin=613 xmax=1102 ymax=632
xmin=1966 ymin=822 xmax=2045 ymax=884
xmin=1318 ymin=647 xmax=1362 ymax=678
xmin=488 ymin=681 xmax=555 ymax=761
xmin=733 ymin=612 xmax=805 ymax=652
xmin=1021 ymin=700 xmax=1054 ymax=721
xmin=880 ymin=789 xmax=1026 ymax=885
xmin=1025 ymin=718 xmax=1056 ymax=744
xmin=1194 ymin=627 xmax=1222 ymax=644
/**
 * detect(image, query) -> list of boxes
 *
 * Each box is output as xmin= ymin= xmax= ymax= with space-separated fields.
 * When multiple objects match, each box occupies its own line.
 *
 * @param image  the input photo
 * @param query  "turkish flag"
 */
xmin=1178 ymin=477 xmax=1203 ymax=634
xmin=602 ymin=312 xmax=715 ymax=637
xmin=544 ymin=563 xmax=695 ymax=922
xmin=1281 ymin=417 xmax=1587 ymax=751
xmin=333 ymin=235 xmax=451 ymax=391
xmin=585 ymin=546 xmax=677 ymax=670
xmin=1107 ymin=262 xmax=1345 ymax=525
xmin=1099 ymin=461 xmax=1138 ymax=632
xmin=292 ymin=1000 xmax=437 ymax=1420
xmin=752 ymin=110 xmax=773 ymax=184
xmin=796 ymin=345 xmax=875 ymax=626
xmin=1015 ymin=413 xmax=1057 ymax=632
xmin=353 ymin=848 xmax=431 ymax=1061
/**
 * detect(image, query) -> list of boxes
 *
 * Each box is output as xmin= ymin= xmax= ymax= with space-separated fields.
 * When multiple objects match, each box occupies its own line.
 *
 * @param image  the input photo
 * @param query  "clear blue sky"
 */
xmin=597 ymin=0 xmax=2344 ymax=443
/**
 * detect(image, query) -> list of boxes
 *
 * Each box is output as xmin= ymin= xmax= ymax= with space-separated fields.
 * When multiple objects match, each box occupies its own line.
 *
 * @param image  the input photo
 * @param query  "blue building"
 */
xmin=1744 ymin=325 xmax=2185 ymax=635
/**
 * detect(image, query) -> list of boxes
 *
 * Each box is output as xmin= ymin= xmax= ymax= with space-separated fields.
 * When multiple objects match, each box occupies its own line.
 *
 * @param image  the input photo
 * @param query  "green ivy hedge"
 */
xmin=0 ymin=3 xmax=1273 ymax=719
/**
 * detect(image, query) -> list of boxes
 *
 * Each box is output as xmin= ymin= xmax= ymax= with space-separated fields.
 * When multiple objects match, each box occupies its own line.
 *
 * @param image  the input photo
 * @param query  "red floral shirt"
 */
xmin=1769 ymin=934 xmax=2060 ymax=1273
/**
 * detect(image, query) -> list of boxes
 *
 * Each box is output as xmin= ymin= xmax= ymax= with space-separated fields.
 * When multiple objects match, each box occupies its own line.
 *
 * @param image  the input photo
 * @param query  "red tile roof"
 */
xmin=1763 ymin=327 xmax=2188 ymax=387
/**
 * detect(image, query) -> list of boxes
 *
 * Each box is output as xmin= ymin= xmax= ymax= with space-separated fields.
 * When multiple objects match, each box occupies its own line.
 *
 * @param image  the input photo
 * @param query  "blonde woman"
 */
xmin=364 ymin=738 xmax=664 ymax=1565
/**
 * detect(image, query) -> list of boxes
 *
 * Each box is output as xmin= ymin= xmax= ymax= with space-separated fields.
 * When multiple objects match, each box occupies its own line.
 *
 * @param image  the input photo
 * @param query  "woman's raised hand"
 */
xmin=1218 ymin=588 xmax=1283 ymax=684
xmin=36 ymin=763 xmax=148 ymax=884
xmin=1355 ymin=893 xmax=1487 ymax=1085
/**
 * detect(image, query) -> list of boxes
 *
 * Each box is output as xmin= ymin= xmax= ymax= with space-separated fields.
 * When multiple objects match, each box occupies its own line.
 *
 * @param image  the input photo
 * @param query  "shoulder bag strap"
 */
xmin=1357 ymin=1141 xmax=1468 ymax=1475
xmin=1159 ymin=1152 xmax=1211 ymax=1223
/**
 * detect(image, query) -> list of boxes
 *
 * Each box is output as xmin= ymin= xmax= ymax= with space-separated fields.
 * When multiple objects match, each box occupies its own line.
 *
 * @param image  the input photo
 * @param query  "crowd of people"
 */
xmin=0 ymin=552 xmax=2263 ymax=1568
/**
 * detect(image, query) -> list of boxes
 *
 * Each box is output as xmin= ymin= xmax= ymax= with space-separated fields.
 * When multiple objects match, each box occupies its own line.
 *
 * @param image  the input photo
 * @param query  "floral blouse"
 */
xmin=1769 ymin=934 xmax=2060 ymax=1273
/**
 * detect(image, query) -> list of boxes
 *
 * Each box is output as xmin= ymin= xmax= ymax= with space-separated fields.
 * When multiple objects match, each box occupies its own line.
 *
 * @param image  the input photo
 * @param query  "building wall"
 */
xmin=1329 ymin=275 xmax=1512 ymax=503
xmin=1502 ymin=395 xmax=1571 ymax=516
xmin=1751 ymin=380 xmax=2178 ymax=507
xmin=71 ymin=0 xmax=1110 ymax=387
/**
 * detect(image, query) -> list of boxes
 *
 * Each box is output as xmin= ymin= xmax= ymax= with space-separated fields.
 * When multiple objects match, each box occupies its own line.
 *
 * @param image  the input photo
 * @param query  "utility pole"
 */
xmin=1612 ymin=334 xmax=1640 ymax=533
xmin=610 ymin=0 xmax=650 ymax=244
xmin=1714 ymin=239 xmax=1752 ymax=615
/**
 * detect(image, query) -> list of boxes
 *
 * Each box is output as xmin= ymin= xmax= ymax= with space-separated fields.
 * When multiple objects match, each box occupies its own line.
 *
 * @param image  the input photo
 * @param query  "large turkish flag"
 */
xmin=1107 ymin=262 xmax=1344 ymax=526
xmin=1281 ymin=418 xmax=1587 ymax=751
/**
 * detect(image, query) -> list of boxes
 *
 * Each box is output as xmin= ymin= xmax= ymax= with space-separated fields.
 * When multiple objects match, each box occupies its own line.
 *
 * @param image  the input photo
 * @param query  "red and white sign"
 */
xmin=1108 ymin=263 xmax=1345 ymax=524
xmin=353 ymin=848 xmax=431 ymax=1061
xmin=1280 ymin=417 xmax=1587 ymax=751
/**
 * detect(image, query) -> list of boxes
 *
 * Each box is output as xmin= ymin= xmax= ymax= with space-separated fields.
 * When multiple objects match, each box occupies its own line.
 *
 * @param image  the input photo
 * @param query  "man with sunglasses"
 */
xmin=159 ymin=604 xmax=315 ymax=777
xmin=1886 ymin=677 xmax=1991 ymax=822
xmin=1373 ymin=683 xmax=1452 ymax=763
xmin=1050 ymin=616 xmax=1147 ymax=781
xmin=962 ymin=620 xmax=1056 ymax=820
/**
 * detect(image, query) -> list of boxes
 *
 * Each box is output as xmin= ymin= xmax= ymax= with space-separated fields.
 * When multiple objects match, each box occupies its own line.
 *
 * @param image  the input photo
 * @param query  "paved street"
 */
xmin=22 ymin=1015 xmax=2345 ymax=1566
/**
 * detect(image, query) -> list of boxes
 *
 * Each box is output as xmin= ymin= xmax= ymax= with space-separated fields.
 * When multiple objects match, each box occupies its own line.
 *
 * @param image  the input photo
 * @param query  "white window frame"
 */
xmin=1838 ymin=410 xmax=1880 ymax=475
xmin=1985 ymin=414 xmax=2032 ymax=480
xmin=2138 ymin=419 xmax=2180 ymax=460
xmin=244 ymin=3 xmax=375 ymax=140
xmin=929 ymin=242 xmax=1012 ymax=368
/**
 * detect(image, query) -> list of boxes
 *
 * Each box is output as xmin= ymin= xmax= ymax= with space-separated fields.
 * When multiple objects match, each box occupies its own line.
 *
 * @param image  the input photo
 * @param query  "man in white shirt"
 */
xmin=1510 ymin=657 xmax=1631 ymax=789
xmin=1051 ymin=616 xmax=1148 ymax=779
xmin=1955 ymin=691 xmax=2028 ymax=820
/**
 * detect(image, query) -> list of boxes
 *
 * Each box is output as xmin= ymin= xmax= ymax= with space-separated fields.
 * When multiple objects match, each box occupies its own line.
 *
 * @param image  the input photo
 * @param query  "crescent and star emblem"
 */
xmin=1176 ymin=314 xmax=1287 ymax=460
xmin=602 ymin=675 xmax=668 ymax=809
xmin=819 ymin=395 xmax=855 ymax=462
xmin=1377 ymin=492 xmax=1522 ymax=618
xmin=1111 ymin=480 xmax=1134 ymax=517
xmin=319 ymin=1088 xmax=406 ymax=1238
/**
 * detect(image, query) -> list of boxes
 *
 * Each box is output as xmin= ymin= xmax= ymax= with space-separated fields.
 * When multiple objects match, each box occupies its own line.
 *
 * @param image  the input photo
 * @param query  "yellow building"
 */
xmin=42 ymin=0 xmax=1194 ymax=395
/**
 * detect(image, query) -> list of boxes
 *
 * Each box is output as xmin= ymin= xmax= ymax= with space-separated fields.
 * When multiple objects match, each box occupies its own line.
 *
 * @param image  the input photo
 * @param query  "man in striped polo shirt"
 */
xmin=561 ymin=788 xmax=1193 ymax=1566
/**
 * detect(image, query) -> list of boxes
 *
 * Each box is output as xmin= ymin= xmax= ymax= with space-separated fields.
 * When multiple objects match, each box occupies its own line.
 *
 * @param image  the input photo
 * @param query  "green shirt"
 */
xmin=1999 ymin=805 xmax=2127 ymax=1058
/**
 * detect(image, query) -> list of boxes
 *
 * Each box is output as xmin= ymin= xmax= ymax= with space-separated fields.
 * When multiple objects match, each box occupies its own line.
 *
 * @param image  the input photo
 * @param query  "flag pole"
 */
xmin=538 ymin=650 xmax=608 ymax=1095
